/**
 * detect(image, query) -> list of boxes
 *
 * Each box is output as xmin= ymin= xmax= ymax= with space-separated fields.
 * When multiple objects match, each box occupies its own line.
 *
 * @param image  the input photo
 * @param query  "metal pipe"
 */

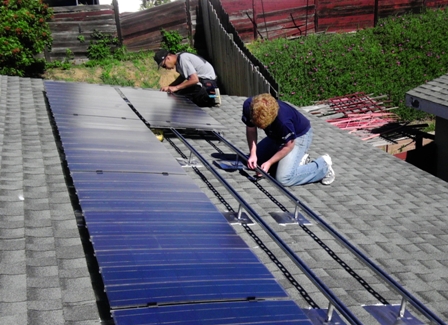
xmin=172 ymin=128 xmax=363 ymax=325
xmin=212 ymin=130 xmax=446 ymax=325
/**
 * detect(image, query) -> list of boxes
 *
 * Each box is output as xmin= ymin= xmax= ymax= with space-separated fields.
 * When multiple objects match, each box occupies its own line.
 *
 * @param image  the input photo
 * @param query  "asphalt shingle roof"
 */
xmin=0 ymin=76 xmax=99 ymax=325
xmin=1 ymin=75 xmax=447 ymax=324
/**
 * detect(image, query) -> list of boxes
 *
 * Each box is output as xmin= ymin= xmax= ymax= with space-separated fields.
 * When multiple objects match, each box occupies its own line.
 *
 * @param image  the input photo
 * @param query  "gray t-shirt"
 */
xmin=176 ymin=53 xmax=216 ymax=86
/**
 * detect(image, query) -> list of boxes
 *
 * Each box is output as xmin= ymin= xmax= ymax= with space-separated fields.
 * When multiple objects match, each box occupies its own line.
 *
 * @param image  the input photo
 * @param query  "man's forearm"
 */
xmin=246 ymin=127 xmax=258 ymax=153
xmin=267 ymin=141 xmax=293 ymax=164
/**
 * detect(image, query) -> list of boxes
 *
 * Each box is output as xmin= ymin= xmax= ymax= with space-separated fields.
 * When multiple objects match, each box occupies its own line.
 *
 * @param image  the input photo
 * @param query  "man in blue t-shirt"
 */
xmin=242 ymin=93 xmax=335 ymax=186
xmin=154 ymin=49 xmax=218 ymax=107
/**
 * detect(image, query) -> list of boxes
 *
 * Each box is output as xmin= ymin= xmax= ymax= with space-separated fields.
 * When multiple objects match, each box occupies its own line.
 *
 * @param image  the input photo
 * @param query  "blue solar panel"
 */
xmin=45 ymin=81 xmax=312 ymax=324
xmin=106 ymin=279 xmax=289 ymax=308
xmin=82 ymin=210 xmax=228 ymax=223
xmin=86 ymin=222 xmax=236 ymax=236
xmin=112 ymin=301 xmax=312 ymax=325
xmin=67 ymin=161 xmax=184 ymax=174
xmin=72 ymin=177 xmax=196 ymax=192
xmin=71 ymin=171 xmax=191 ymax=185
xmin=90 ymin=234 xmax=249 ymax=251
xmin=56 ymin=123 xmax=186 ymax=173
xmin=77 ymin=187 xmax=211 ymax=200
xmin=94 ymin=248 xmax=261 ymax=268
xmin=80 ymin=199 xmax=217 ymax=212
xmin=102 ymin=263 xmax=275 ymax=286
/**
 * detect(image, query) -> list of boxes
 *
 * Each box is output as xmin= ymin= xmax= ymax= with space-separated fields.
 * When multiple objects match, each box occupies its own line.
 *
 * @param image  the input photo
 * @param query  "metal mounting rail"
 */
xmin=212 ymin=130 xmax=446 ymax=325
xmin=171 ymin=128 xmax=363 ymax=325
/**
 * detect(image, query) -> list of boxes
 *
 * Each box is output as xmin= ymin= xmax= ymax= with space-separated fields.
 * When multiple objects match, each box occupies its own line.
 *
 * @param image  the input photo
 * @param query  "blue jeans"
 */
xmin=257 ymin=128 xmax=328 ymax=186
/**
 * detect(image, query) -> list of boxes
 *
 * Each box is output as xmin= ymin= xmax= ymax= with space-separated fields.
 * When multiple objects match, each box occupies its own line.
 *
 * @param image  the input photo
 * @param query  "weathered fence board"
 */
xmin=48 ymin=4 xmax=118 ymax=61
xmin=48 ymin=0 xmax=448 ymax=61
xmin=377 ymin=0 xmax=425 ymax=18
xmin=204 ymin=0 xmax=278 ymax=96
xmin=46 ymin=0 xmax=448 ymax=95
xmin=120 ymin=0 xmax=190 ymax=51
xmin=220 ymin=0 xmax=315 ymax=41
xmin=426 ymin=0 xmax=448 ymax=7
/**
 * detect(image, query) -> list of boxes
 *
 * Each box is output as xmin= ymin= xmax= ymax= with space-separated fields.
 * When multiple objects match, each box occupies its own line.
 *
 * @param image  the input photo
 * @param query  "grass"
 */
xmin=44 ymin=51 xmax=162 ymax=88
xmin=44 ymin=8 xmax=447 ymax=129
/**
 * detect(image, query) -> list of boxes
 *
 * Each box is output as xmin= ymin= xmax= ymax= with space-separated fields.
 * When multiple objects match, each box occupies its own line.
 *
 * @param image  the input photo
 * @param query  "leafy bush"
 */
xmin=249 ymin=8 xmax=448 ymax=122
xmin=0 ymin=0 xmax=53 ymax=77
xmin=161 ymin=29 xmax=196 ymax=54
xmin=140 ymin=0 xmax=170 ymax=10
xmin=86 ymin=29 xmax=125 ymax=61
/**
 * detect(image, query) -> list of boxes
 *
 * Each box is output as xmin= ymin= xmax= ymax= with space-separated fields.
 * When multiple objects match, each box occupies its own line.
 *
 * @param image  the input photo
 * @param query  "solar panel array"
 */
xmin=44 ymin=81 xmax=313 ymax=325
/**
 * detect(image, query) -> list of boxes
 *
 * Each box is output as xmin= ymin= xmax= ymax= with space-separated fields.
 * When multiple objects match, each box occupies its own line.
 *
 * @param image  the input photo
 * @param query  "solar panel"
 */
xmin=71 ymin=172 xmax=194 ymax=191
xmin=44 ymin=81 xmax=311 ymax=322
xmin=82 ymin=210 xmax=228 ymax=223
xmin=45 ymin=81 xmax=134 ymax=119
xmin=106 ymin=280 xmax=289 ymax=308
xmin=94 ymin=248 xmax=261 ymax=268
xmin=52 ymin=115 xmax=146 ymax=132
xmin=86 ymin=221 xmax=236 ymax=236
xmin=57 ymin=128 xmax=185 ymax=174
xmin=119 ymin=87 xmax=224 ymax=130
xmin=112 ymin=301 xmax=313 ymax=325
xmin=102 ymin=263 xmax=275 ymax=286
xmin=90 ymin=234 xmax=249 ymax=251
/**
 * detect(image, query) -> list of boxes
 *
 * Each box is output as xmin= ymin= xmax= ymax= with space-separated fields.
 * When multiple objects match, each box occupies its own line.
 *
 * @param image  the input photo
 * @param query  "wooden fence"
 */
xmin=200 ymin=0 xmax=277 ymax=97
xmin=220 ymin=0 xmax=448 ymax=42
xmin=47 ymin=4 xmax=118 ymax=61
xmin=47 ymin=0 xmax=448 ymax=96
xmin=120 ymin=0 xmax=192 ymax=52
xmin=48 ymin=0 xmax=448 ymax=58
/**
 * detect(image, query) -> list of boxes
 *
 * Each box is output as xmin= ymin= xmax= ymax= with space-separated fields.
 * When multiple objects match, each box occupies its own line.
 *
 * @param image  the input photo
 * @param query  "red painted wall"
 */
xmin=220 ymin=0 xmax=448 ymax=41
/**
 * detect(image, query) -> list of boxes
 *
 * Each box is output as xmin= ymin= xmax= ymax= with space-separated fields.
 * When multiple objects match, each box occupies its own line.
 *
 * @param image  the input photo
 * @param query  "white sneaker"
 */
xmin=299 ymin=153 xmax=310 ymax=166
xmin=321 ymin=154 xmax=335 ymax=185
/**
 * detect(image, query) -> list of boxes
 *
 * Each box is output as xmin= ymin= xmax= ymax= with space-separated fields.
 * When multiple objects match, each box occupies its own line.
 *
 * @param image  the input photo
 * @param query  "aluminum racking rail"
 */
xmin=212 ymin=130 xmax=446 ymax=325
xmin=171 ymin=128 xmax=363 ymax=325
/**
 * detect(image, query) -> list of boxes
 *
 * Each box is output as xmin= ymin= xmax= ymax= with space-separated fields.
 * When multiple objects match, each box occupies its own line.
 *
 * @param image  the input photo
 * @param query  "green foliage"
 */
xmin=44 ymin=48 xmax=161 ymax=89
xmin=45 ymin=48 xmax=74 ymax=70
xmin=140 ymin=0 xmax=170 ymax=10
xmin=65 ymin=48 xmax=74 ymax=61
xmin=249 ymin=8 xmax=448 ymax=122
xmin=161 ymin=29 xmax=196 ymax=54
xmin=0 ymin=0 xmax=53 ymax=77
xmin=45 ymin=59 xmax=71 ymax=70
xmin=86 ymin=29 xmax=126 ymax=61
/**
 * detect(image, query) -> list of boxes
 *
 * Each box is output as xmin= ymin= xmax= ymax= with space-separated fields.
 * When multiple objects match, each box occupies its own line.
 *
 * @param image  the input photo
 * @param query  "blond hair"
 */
xmin=250 ymin=93 xmax=279 ymax=129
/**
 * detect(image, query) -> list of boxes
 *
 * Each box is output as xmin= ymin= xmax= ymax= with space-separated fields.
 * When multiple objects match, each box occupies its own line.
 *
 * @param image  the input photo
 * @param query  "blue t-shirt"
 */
xmin=242 ymin=97 xmax=311 ymax=146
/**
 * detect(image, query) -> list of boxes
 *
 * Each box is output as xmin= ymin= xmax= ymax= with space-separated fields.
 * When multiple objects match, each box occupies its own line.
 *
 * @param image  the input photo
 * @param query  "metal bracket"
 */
xmin=222 ymin=211 xmax=254 ymax=225
xmin=363 ymin=304 xmax=423 ymax=325
xmin=213 ymin=159 xmax=247 ymax=171
xmin=270 ymin=211 xmax=311 ymax=226
xmin=222 ymin=204 xmax=254 ymax=225
xmin=176 ymin=157 xmax=202 ymax=168
xmin=303 ymin=308 xmax=347 ymax=325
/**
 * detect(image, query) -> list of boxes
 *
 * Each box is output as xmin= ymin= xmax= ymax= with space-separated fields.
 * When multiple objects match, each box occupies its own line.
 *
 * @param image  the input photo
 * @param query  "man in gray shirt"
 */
xmin=154 ymin=49 xmax=218 ymax=107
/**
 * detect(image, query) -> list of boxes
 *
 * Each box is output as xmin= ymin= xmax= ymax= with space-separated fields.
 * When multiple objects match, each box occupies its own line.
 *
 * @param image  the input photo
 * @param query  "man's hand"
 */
xmin=260 ymin=161 xmax=272 ymax=173
xmin=160 ymin=86 xmax=178 ymax=93
xmin=247 ymin=154 xmax=258 ymax=170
